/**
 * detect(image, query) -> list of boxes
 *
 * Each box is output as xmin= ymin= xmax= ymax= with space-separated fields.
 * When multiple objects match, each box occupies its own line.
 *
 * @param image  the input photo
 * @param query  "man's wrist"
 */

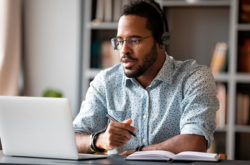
xmin=95 ymin=132 xmax=105 ymax=150
xmin=90 ymin=132 xmax=105 ymax=153
xmin=136 ymin=145 xmax=144 ymax=151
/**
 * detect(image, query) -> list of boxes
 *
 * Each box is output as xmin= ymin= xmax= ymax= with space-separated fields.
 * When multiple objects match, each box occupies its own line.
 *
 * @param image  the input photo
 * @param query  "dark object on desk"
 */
xmin=219 ymin=153 xmax=227 ymax=160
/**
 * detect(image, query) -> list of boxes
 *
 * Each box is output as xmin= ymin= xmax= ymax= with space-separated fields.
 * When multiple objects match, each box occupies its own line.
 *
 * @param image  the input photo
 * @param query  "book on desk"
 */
xmin=126 ymin=150 xmax=220 ymax=162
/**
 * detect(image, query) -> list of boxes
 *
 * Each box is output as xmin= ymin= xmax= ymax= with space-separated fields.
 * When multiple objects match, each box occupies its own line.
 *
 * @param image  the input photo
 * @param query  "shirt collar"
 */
xmin=154 ymin=53 xmax=173 ymax=84
xmin=122 ymin=53 xmax=174 ymax=86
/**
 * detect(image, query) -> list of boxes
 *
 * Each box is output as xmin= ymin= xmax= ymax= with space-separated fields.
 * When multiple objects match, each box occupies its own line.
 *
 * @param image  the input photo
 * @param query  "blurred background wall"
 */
xmin=23 ymin=0 xmax=81 ymax=117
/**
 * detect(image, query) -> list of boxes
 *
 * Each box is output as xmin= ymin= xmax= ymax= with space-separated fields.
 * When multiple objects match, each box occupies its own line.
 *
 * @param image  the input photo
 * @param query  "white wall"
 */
xmin=23 ymin=0 xmax=81 ymax=117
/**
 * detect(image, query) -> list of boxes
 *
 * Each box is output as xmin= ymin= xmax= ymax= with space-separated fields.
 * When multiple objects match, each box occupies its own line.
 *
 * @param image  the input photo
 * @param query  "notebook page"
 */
xmin=126 ymin=150 xmax=175 ymax=160
xmin=173 ymin=151 xmax=219 ymax=161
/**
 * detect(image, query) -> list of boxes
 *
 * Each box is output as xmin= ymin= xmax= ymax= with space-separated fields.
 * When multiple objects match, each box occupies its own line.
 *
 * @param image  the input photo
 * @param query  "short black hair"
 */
xmin=121 ymin=0 xmax=168 ymax=44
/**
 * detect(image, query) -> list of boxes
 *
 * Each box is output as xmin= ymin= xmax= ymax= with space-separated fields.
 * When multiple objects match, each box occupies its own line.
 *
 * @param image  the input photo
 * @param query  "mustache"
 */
xmin=121 ymin=54 xmax=137 ymax=61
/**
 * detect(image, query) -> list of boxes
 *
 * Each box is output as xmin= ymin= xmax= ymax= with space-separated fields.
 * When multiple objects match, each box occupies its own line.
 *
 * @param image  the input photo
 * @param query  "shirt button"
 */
xmin=143 ymin=115 xmax=146 ymax=119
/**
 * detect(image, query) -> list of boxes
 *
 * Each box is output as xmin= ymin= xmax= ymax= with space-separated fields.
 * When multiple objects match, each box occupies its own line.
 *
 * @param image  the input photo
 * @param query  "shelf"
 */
xmin=235 ymin=73 xmax=250 ymax=83
xmin=238 ymin=24 xmax=250 ymax=31
xmin=235 ymin=125 xmax=250 ymax=133
xmin=87 ymin=22 xmax=118 ymax=30
xmin=213 ymin=73 xmax=230 ymax=82
xmin=213 ymin=73 xmax=250 ymax=83
xmin=160 ymin=0 xmax=230 ymax=7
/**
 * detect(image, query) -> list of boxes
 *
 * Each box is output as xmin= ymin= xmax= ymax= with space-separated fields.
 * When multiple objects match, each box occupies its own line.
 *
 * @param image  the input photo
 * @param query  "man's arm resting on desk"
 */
xmin=143 ymin=134 xmax=207 ymax=153
xmin=119 ymin=134 xmax=206 ymax=155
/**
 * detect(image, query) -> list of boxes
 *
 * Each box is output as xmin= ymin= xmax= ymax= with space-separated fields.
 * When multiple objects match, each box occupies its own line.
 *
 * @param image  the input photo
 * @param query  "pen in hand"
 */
xmin=106 ymin=114 xmax=137 ymax=137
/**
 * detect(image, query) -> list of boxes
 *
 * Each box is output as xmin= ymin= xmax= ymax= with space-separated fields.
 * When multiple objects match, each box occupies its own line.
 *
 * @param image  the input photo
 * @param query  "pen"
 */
xmin=106 ymin=114 xmax=137 ymax=137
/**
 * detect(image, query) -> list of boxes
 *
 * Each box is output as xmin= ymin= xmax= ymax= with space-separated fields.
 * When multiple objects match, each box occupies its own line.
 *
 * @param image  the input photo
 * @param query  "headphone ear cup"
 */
xmin=161 ymin=32 xmax=170 ymax=45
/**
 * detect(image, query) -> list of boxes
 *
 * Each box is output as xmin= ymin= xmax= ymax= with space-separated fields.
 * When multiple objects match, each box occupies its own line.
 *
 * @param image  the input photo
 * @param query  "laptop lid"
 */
xmin=0 ymin=96 xmax=106 ymax=160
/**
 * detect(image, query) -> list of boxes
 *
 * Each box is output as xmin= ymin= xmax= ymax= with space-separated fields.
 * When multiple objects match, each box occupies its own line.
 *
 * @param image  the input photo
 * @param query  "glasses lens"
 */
xmin=111 ymin=36 xmax=148 ymax=50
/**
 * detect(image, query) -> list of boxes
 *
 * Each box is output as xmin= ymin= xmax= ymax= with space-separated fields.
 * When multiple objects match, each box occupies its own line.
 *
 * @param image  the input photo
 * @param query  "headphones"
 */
xmin=144 ymin=0 xmax=170 ymax=45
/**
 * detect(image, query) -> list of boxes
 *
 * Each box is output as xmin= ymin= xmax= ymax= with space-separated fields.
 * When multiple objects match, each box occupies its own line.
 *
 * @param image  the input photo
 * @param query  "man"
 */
xmin=73 ymin=0 xmax=219 ymax=155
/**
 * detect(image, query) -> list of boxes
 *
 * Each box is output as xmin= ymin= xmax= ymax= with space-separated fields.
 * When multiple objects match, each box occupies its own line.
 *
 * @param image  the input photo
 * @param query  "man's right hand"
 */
xmin=95 ymin=119 xmax=136 ymax=151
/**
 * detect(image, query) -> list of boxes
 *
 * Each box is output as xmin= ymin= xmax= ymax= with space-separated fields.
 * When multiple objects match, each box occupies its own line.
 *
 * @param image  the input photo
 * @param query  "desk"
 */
xmin=0 ymin=151 xmax=250 ymax=165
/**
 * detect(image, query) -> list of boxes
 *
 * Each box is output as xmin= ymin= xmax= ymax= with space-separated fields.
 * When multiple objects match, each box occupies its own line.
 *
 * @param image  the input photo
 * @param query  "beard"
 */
xmin=122 ymin=43 xmax=158 ymax=78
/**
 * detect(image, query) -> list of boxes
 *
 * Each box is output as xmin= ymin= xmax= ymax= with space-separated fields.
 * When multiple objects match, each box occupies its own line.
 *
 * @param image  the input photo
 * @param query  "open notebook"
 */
xmin=126 ymin=150 xmax=220 ymax=162
xmin=0 ymin=96 xmax=107 ymax=160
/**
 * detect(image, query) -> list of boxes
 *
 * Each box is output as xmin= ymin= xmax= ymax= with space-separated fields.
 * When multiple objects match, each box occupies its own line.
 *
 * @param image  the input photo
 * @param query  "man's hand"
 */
xmin=96 ymin=119 xmax=136 ymax=151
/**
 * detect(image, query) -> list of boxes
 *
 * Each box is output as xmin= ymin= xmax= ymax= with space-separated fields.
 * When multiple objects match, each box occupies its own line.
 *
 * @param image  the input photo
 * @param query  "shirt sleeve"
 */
xmin=180 ymin=65 xmax=219 ymax=148
xmin=73 ymin=71 xmax=108 ymax=134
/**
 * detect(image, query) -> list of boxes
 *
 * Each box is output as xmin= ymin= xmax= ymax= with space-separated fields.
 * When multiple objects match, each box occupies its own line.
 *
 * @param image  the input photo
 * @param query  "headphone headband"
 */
xmin=144 ymin=0 xmax=170 ymax=45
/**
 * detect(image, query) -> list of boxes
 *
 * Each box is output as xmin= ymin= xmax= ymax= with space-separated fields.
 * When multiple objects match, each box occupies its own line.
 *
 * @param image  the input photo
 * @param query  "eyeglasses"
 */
xmin=111 ymin=35 xmax=152 ymax=50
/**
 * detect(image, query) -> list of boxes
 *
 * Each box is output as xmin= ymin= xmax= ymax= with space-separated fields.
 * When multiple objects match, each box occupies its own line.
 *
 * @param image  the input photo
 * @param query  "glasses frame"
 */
xmin=111 ymin=35 xmax=152 ymax=50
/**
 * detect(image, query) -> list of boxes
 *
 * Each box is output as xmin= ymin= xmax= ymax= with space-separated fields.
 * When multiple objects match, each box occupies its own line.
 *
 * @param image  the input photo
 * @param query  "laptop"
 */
xmin=0 ymin=96 xmax=107 ymax=160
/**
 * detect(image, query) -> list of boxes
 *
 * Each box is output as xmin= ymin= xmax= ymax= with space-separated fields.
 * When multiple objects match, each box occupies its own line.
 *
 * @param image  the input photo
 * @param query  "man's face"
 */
xmin=117 ymin=15 xmax=158 ymax=78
